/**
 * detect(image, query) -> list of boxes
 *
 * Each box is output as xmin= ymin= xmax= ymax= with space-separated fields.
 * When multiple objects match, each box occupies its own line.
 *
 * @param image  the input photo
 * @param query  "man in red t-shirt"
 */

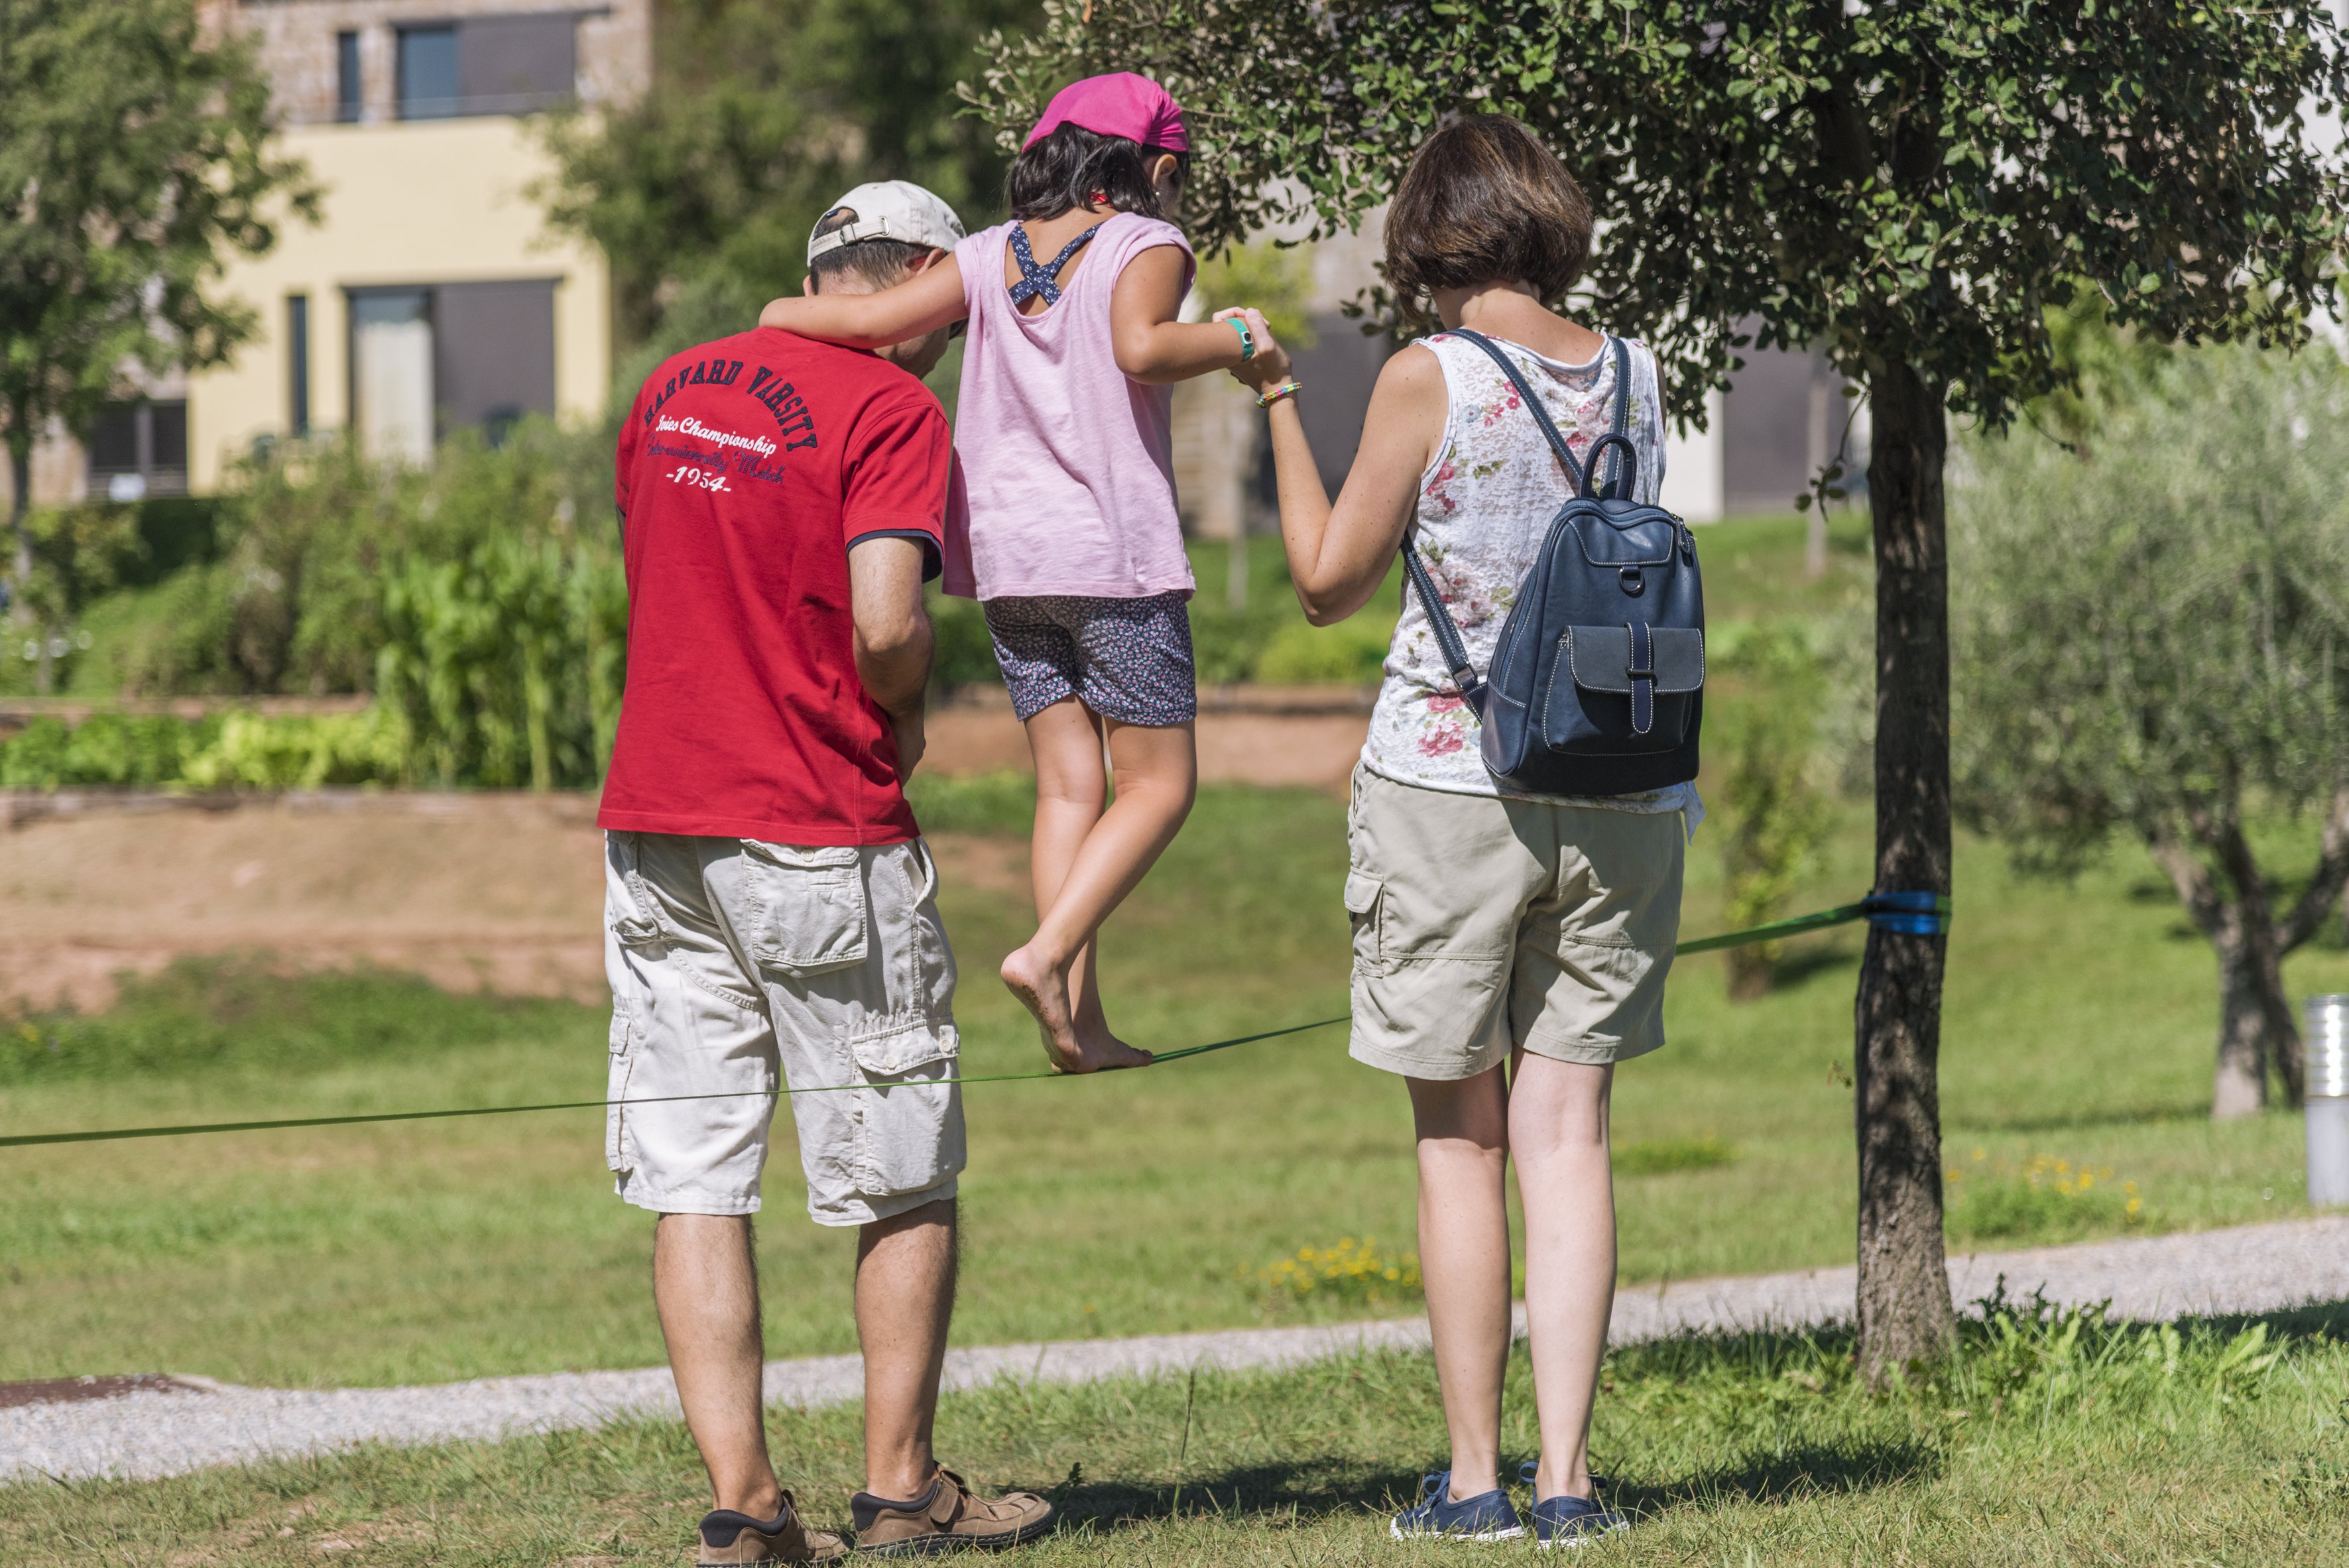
xmin=599 ymin=183 xmax=1052 ymax=1567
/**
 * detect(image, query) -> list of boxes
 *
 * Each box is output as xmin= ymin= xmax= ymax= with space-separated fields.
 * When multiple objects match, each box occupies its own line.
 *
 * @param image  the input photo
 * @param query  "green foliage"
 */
xmin=540 ymin=0 xmax=1040 ymax=342
xmin=0 ymin=712 xmax=194 ymax=788
xmin=65 ymin=424 xmax=627 ymax=790
xmin=1952 ymin=341 xmax=2349 ymax=1109
xmin=1712 ymin=621 xmax=1833 ymax=998
xmin=971 ymin=2 xmax=2349 ymax=426
xmin=1192 ymin=240 xmax=1317 ymax=349
xmin=1952 ymin=344 xmax=2349 ymax=871
xmin=0 ymin=0 xmax=316 ymax=688
xmin=0 ymin=955 xmax=572 ymax=1086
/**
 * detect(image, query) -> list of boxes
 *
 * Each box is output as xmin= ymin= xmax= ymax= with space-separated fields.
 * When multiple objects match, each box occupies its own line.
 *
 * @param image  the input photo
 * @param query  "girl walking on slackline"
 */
xmin=762 ymin=73 xmax=1279 ymax=1074
xmin=1230 ymin=115 xmax=1698 ymax=1546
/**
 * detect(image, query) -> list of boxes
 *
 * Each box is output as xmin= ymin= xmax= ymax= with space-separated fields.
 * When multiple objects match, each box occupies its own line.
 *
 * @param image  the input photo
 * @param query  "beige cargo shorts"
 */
xmin=603 ymin=830 xmax=963 ymax=1226
xmin=1344 ymin=766 xmax=1685 ymax=1081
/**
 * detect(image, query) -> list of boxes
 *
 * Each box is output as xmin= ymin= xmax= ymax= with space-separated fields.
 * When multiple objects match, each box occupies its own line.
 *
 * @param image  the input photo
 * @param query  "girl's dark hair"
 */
xmin=1006 ymin=121 xmax=1188 ymax=222
xmin=1384 ymin=115 xmax=1593 ymax=318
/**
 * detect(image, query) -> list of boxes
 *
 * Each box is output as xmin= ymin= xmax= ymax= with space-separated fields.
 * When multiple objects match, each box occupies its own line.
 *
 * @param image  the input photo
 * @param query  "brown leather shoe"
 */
xmin=849 ymin=1466 xmax=1055 ymax=1555
xmin=695 ymin=1494 xmax=849 ymax=1566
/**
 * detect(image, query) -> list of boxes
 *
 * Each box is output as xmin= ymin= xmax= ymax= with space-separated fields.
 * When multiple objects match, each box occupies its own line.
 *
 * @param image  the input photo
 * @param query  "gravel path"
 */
xmin=7 ymin=1215 xmax=2344 ymax=1485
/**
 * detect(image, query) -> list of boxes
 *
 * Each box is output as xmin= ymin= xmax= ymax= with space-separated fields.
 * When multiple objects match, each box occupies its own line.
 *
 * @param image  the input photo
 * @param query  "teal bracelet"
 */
xmin=1227 ymin=316 xmax=1256 ymax=361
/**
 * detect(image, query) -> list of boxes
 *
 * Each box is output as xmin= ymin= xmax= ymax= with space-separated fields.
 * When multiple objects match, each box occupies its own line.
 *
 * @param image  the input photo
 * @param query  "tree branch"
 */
xmin=2275 ymin=785 xmax=2349 ymax=955
xmin=2146 ymin=819 xmax=2229 ymax=942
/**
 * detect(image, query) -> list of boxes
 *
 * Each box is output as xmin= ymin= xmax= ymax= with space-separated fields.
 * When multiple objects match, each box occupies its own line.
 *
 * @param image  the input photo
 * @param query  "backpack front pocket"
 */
xmin=1543 ymin=624 xmax=1705 ymax=754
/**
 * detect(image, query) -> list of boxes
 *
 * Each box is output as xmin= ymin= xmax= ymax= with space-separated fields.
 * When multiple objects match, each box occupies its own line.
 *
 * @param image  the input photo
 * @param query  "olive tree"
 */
xmin=969 ymin=0 xmax=2349 ymax=1376
xmin=1953 ymin=343 xmax=2349 ymax=1120
xmin=0 ymin=0 xmax=313 ymax=690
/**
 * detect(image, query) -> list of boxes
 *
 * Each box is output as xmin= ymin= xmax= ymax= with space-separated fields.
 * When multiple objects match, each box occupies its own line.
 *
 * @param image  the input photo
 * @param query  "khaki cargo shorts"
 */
xmin=603 ymin=830 xmax=963 ymax=1226
xmin=1344 ymin=766 xmax=1685 ymax=1081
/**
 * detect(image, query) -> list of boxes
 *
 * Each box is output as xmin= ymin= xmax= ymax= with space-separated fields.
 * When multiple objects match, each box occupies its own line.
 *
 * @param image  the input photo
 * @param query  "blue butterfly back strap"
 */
xmin=1400 ymin=330 xmax=1636 ymax=710
xmin=1007 ymin=222 xmax=1105 ymax=306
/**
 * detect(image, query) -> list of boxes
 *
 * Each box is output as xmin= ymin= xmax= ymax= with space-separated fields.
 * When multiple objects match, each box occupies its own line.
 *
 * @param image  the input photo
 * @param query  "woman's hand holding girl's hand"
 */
xmin=1213 ymin=307 xmax=1292 ymax=390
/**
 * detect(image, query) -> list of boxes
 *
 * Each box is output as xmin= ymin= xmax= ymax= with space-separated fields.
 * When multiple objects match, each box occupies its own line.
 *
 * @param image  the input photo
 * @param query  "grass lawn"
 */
xmin=0 ymin=779 xmax=2337 ymax=1390
xmin=5 ymin=1308 xmax=2344 ymax=1565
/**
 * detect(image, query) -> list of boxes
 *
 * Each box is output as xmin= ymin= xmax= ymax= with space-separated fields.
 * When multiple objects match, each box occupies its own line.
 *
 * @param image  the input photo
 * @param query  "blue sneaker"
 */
xmin=1388 ymin=1471 xmax=1526 ymax=1541
xmin=1529 ymin=1492 xmax=1626 ymax=1549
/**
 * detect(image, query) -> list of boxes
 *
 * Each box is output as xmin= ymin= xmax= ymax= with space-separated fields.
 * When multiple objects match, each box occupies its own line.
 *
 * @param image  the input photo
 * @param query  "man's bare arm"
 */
xmin=847 ymin=536 xmax=935 ymax=778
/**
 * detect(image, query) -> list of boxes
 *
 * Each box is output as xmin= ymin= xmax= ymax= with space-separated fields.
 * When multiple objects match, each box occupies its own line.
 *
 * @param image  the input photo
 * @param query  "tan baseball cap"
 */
xmin=807 ymin=181 xmax=967 ymax=265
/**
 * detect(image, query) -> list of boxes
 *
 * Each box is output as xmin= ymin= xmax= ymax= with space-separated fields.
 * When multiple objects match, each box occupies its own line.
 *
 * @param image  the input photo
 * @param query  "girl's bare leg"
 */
xmin=1406 ymin=1066 xmax=1514 ymax=1502
xmin=1507 ymin=1051 xmax=1616 ymax=1504
xmin=1001 ymin=716 xmax=1196 ymax=1071
xmin=1018 ymin=699 xmax=1115 ymax=1055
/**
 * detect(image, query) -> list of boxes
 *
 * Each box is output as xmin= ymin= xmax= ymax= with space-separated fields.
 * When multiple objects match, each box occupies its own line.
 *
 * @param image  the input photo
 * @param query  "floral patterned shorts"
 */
xmin=982 ymin=591 xmax=1197 ymax=727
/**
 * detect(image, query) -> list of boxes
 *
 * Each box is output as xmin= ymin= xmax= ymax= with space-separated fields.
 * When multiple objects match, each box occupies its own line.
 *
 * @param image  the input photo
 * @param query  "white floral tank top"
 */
xmin=1360 ymin=330 xmax=1704 ymax=830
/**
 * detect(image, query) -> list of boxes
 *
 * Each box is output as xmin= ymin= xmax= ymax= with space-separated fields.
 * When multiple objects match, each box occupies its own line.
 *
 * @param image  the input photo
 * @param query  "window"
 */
xmin=396 ymin=25 xmax=461 ymax=120
xmin=349 ymin=289 xmax=436 ymax=465
xmin=347 ymin=282 xmax=559 ymax=463
xmin=396 ymin=15 xmax=575 ymax=120
xmin=86 ymin=401 xmax=189 ymax=501
xmin=335 ymin=30 xmax=361 ymax=123
xmin=288 ymin=295 xmax=311 ymax=436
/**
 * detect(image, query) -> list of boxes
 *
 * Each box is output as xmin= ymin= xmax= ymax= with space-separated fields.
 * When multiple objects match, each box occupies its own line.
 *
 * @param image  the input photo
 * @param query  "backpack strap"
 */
xmin=1395 ymin=330 xmax=1637 ymax=711
xmin=1399 ymin=539 xmax=1488 ymax=716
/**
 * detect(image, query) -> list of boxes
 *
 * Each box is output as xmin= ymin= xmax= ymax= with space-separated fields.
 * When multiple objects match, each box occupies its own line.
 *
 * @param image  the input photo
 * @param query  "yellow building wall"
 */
xmin=186 ymin=115 xmax=609 ymax=492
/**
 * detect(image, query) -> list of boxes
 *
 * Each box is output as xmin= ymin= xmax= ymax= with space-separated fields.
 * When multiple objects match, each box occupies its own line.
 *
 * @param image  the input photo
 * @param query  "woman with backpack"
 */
xmin=1233 ymin=115 xmax=1703 ymax=1546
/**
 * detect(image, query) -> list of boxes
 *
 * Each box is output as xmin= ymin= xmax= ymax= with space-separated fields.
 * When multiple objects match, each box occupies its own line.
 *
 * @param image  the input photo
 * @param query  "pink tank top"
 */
xmin=939 ymin=211 xmax=1197 ymax=602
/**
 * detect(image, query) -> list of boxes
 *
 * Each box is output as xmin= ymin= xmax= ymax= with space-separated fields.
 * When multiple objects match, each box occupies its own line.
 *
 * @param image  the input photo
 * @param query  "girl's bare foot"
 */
xmin=1001 ymin=944 xmax=1152 ymax=1073
xmin=1070 ymin=1010 xmax=1153 ymax=1073
xmin=1000 ymin=943 xmax=1085 ymax=1071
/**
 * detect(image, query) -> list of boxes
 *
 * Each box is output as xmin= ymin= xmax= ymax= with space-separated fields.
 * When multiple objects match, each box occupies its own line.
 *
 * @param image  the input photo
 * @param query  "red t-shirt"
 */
xmin=597 ymin=329 xmax=949 ymax=846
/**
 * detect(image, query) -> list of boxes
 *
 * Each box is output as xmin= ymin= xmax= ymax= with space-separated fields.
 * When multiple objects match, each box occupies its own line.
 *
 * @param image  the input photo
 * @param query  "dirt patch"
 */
xmin=1 ymin=793 xmax=609 ymax=1014
xmin=1 ymin=689 xmax=1365 ymax=1013
xmin=0 ymin=1374 xmax=191 ymax=1410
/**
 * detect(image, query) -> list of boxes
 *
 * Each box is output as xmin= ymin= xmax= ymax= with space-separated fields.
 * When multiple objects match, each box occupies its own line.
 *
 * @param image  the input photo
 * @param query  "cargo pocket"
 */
xmin=1345 ymin=869 xmax=1386 ymax=977
xmin=741 ymin=842 xmax=869 ymax=975
xmin=849 ymin=1020 xmax=963 ymax=1198
xmin=604 ymin=1010 xmax=638 ymax=1173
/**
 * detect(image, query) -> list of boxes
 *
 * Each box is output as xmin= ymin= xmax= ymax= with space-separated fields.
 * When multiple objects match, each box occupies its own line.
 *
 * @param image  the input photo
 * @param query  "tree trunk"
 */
xmin=2147 ymin=797 xmax=2348 ymax=1118
xmin=8 ymin=439 xmax=30 ymax=617
xmin=1852 ymin=360 xmax=1957 ymax=1382
xmin=2210 ymin=929 xmax=2281 ymax=1118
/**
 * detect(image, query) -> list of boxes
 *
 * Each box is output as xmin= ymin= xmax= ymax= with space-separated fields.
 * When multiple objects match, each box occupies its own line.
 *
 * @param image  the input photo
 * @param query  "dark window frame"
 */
xmin=335 ymin=30 xmax=361 ymax=123
xmin=288 ymin=294 xmax=311 ymax=436
xmin=394 ymin=23 xmax=462 ymax=121
xmin=85 ymin=400 xmax=190 ymax=499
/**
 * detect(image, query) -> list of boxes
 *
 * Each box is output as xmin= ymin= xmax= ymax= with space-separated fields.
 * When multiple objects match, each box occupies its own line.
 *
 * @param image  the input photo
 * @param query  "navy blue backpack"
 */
xmin=1400 ymin=329 xmax=1706 ymax=796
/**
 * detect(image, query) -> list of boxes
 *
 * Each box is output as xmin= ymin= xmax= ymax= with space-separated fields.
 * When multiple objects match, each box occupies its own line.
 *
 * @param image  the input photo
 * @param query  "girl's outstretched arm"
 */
xmin=1235 ymin=343 xmax=1448 ymax=626
xmin=1109 ymin=247 xmax=1266 ymax=384
xmin=758 ymin=256 xmax=969 ymax=347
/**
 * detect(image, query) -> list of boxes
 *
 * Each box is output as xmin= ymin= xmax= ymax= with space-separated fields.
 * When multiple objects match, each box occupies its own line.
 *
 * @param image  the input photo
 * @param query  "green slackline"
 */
xmin=0 ymin=892 xmax=1945 ymax=1151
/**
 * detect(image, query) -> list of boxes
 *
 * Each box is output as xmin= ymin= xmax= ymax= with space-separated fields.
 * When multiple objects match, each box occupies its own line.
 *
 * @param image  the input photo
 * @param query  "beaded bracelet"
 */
xmin=1227 ymin=316 xmax=1256 ymax=361
xmin=1256 ymin=379 xmax=1303 ymax=408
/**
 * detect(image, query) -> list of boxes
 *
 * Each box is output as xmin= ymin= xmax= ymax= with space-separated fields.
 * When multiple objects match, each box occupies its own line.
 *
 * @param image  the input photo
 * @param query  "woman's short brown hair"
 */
xmin=1384 ymin=115 xmax=1593 ymax=319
